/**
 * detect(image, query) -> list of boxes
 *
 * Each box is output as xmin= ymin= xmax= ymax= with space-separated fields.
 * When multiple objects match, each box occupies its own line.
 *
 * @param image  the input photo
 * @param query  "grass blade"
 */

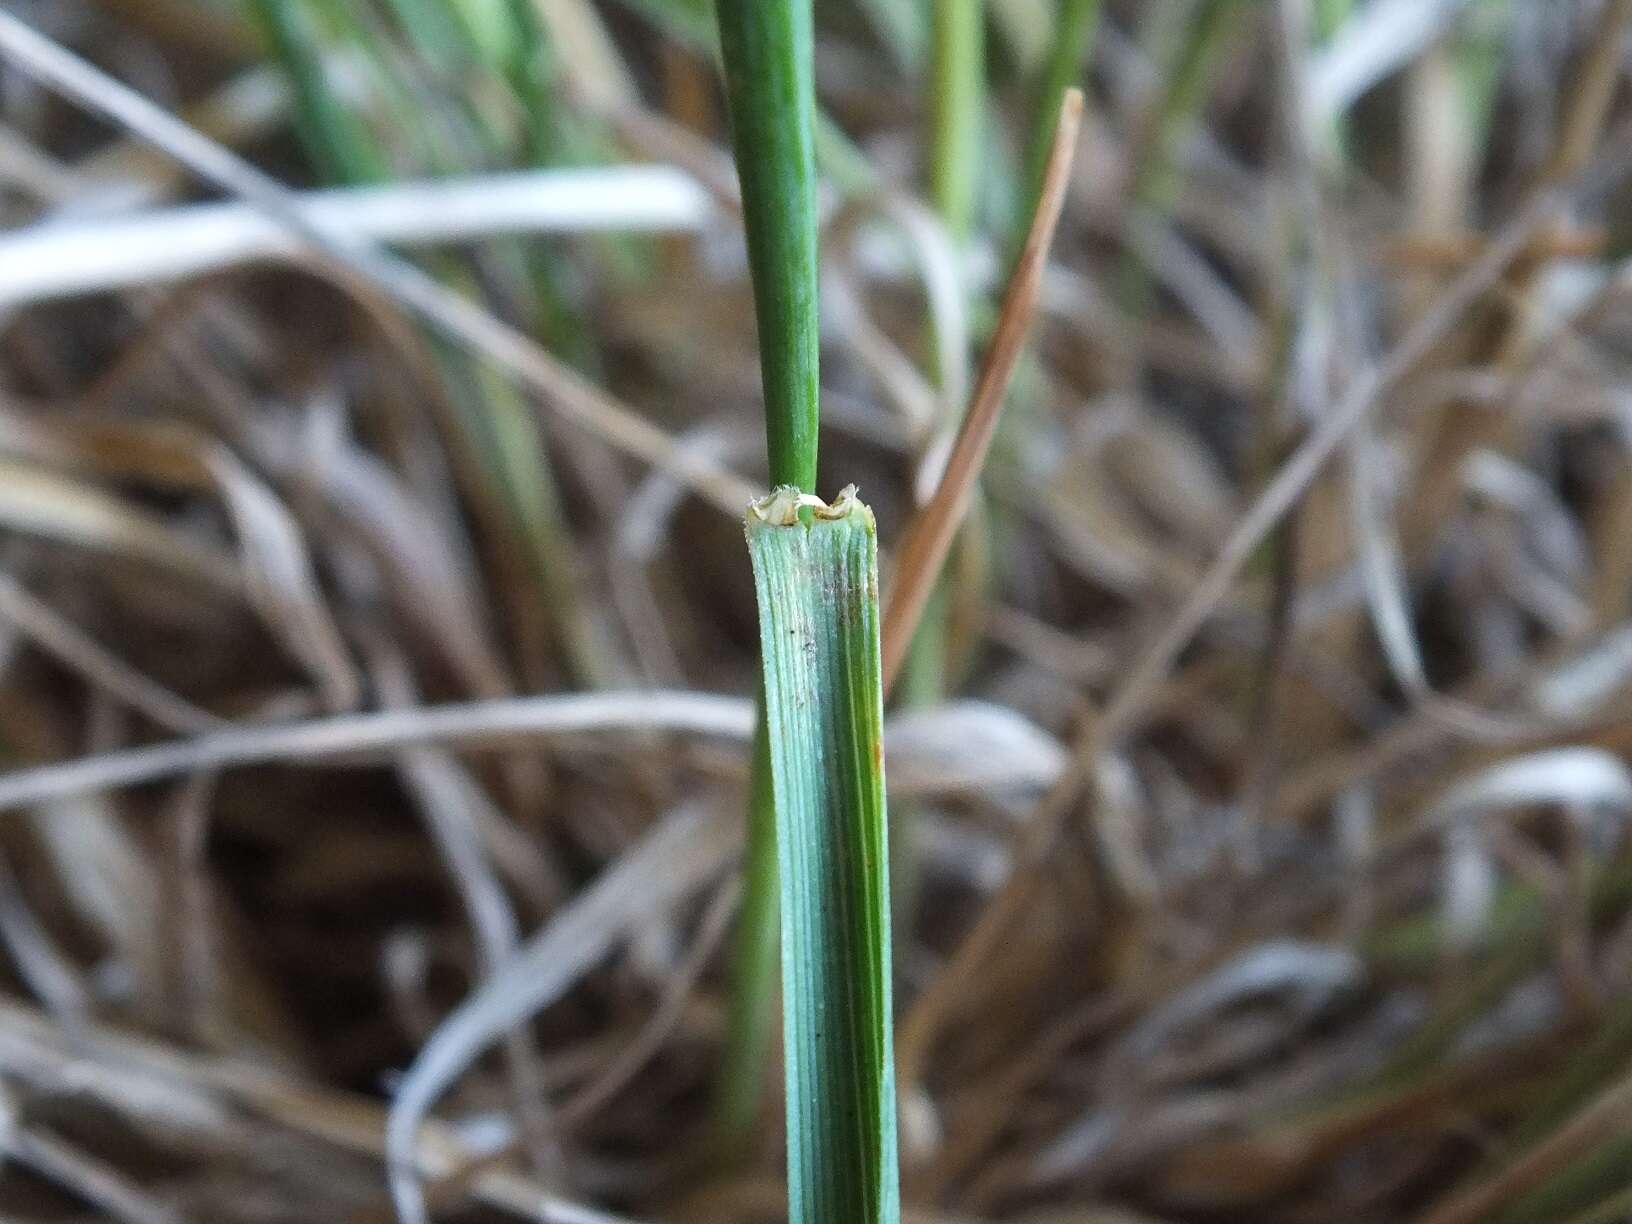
xmin=746 ymin=486 xmax=897 ymax=1224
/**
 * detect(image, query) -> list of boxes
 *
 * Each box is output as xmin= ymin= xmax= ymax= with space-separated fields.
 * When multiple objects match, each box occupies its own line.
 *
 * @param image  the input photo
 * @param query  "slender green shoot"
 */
xmin=1558 ymin=1182 xmax=1632 ymax=1224
xmin=1494 ymin=1136 xmax=1632 ymax=1224
xmin=1139 ymin=0 xmax=1247 ymax=213
xmin=1119 ymin=0 xmax=1249 ymax=312
xmin=711 ymin=0 xmax=823 ymax=1154
xmin=1457 ymin=0 xmax=1517 ymax=156
xmin=615 ymin=0 xmax=880 ymax=198
xmin=712 ymin=717 xmax=781 ymax=1146
xmin=247 ymin=0 xmax=386 ymax=183
xmin=929 ymin=0 xmax=985 ymax=243
xmin=922 ymin=0 xmax=988 ymax=600
xmin=715 ymin=0 xmax=821 ymax=493
xmin=747 ymin=486 xmax=897 ymax=1224
xmin=249 ymin=0 xmax=610 ymax=686
xmin=892 ymin=0 xmax=990 ymax=929
xmin=899 ymin=0 xmax=986 ymax=708
xmin=1022 ymin=0 xmax=1101 ymax=233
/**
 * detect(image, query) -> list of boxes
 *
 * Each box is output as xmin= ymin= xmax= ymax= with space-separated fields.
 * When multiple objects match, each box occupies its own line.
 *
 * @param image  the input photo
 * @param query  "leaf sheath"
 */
xmin=746 ymin=487 xmax=898 ymax=1224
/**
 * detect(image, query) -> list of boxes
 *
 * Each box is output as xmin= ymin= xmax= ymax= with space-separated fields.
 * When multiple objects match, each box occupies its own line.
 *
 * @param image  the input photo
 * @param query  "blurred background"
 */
xmin=3 ymin=0 xmax=1632 ymax=1220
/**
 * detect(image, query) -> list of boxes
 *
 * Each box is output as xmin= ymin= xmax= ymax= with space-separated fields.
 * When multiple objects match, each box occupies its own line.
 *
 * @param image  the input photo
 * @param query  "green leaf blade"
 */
xmin=746 ymin=487 xmax=898 ymax=1224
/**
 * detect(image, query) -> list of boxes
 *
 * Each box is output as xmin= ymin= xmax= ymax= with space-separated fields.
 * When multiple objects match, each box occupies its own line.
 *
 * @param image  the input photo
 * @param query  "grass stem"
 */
xmin=710 ymin=0 xmax=823 ymax=1160
xmin=714 ymin=0 xmax=820 ymax=493
xmin=1022 ymin=0 xmax=1101 ymax=234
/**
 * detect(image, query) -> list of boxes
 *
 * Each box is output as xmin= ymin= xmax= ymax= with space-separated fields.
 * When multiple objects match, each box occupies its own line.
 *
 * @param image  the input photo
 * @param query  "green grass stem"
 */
xmin=1022 ymin=0 xmax=1101 ymax=235
xmin=710 ymin=715 xmax=780 ymax=1145
xmin=715 ymin=0 xmax=821 ymax=493
xmin=711 ymin=0 xmax=824 ymax=1159
xmin=1118 ymin=0 xmax=1249 ymax=312
xmin=929 ymin=0 xmax=985 ymax=243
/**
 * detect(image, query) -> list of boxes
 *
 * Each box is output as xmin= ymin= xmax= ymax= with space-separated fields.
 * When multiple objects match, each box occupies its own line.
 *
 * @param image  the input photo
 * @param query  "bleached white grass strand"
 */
xmin=0 ymin=166 xmax=713 ymax=305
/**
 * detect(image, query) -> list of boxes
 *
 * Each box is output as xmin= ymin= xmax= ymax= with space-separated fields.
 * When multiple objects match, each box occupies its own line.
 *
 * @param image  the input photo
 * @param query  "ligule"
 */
xmin=745 ymin=486 xmax=899 ymax=1224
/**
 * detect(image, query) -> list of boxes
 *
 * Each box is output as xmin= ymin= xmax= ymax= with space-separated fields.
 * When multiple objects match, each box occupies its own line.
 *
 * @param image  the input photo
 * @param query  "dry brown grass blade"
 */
xmin=0 ymin=1091 xmax=183 ymax=1224
xmin=826 ymin=191 xmax=972 ymax=442
xmin=881 ymin=88 xmax=1083 ymax=693
xmin=0 ymin=13 xmax=759 ymax=517
xmin=371 ymin=645 xmax=562 ymax=1175
xmin=1414 ymin=1068 xmax=1632 ymax=1224
xmin=0 ymin=570 xmax=224 ymax=734
xmin=21 ymin=786 xmax=170 ymax=1023
xmin=1153 ymin=1032 xmax=1570 ymax=1207
xmin=0 ymin=414 xmax=360 ymax=710
xmin=895 ymin=115 xmax=1632 ymax=1095
xmin=200 ymin=445 xmax=361 ymax=711
xmin=0 ymin=693 xmax=1067 ymax=814
xmin=1379 ymin=228 xmax=1608 ymax=269
xmin=61 ymin=271 xmax=521 ymax=706
xmin=555 ymin=875 xmax=740 ymax=1130
xmin=0 ymin=996 xmax=642 ymax=1223
xmin=1404 ymin=0 xmax=1632 ymax=547
xmin=386 ymin=799 xmax=739 ymax=1224
xmin=77 ymin=65 xmax=300 ymax=208
xmin=1094 ymin=171 xmax=1597 ymax=746
xmin=883 ymin=700 xmax=1068 ymax=795
xmin=0 ymin=458 xmax=240 ymax=593
xmin=15 ymin=4 xmax=1632 ymax=1219
xmin=0 ymin=691 xmax=755 ymax=813
xmin=1268 ymin=624 xmax=1632 ymax=827
xmin=155 ymin=773 xmax=226 ymax=1043
xmin=0 ymin=853 xmax=90 ymax=1025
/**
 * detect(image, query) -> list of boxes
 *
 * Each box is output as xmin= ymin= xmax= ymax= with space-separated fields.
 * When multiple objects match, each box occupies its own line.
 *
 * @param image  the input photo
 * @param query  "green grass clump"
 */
xmin=246 ymin=0 xmax=610 ymax=687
